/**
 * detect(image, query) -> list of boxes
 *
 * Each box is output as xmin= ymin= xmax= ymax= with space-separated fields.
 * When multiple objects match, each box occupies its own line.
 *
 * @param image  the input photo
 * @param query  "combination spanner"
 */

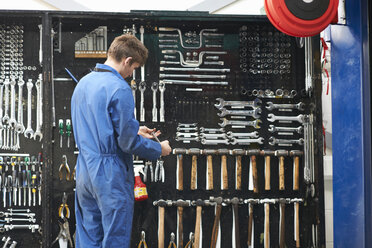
xmin=266 ymin=102 xmax=305 ymax=111
xmin=230 ymin=137 xmax=264 ymax=145
xmin=214 ymin=98 xmax=262 ymax=109
xmin=267 ymin=114 xmax=305 ymax=123
xmin=217 ymin=107 xmax=261 ymax=118
xmin=24 ymin=79 xmax=34 ymax=139
xmin=34 ymin=75 xmax=42 ymax=141
xmin=15 ymin=77 xmax=25 ymax=133
xmin=151 ymin=82 xmax=158 ymax=122
xmin=218 ymin=118 xmax=261 ymax=129
xmin=269 ymin=137 xmax=304 ymax=146
xmin=268 ymin=125 xmax=303 ymax=134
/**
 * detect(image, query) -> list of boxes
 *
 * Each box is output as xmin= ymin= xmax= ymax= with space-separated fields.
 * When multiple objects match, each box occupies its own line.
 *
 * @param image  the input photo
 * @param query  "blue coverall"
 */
xmin=71 ymin=63 xmax=162 ymax=247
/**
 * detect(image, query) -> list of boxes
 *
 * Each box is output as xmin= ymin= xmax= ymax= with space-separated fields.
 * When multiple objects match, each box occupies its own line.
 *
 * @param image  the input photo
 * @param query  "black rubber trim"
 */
xmin=284 ymin=0 xmax=330 ymax=21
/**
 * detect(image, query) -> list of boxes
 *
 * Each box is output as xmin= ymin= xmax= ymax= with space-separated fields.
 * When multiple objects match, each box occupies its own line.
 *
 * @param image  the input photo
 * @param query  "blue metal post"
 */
xmin=331 ymin=0 xmax=371 ymax=247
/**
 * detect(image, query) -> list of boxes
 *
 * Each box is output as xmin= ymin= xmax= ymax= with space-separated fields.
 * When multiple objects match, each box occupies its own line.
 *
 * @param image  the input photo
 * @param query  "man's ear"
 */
xmin=123 ymin=57 xmax=133 ymax=66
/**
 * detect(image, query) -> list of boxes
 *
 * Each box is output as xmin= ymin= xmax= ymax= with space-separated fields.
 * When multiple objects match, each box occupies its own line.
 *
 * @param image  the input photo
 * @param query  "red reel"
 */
xmin=264 ymin=0 xmax=339 ymax=37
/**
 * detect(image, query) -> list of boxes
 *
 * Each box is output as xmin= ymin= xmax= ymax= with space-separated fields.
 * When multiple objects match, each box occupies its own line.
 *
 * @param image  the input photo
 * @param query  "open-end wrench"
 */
xmin=266 ymin=102 xmax=305 ymax=111
xmin=267 ymin=114 xmax=305 ymax=123
xmin=217 ymin=107 xmax=261 ymax=118
xmin=2 ymin=236 xmax=11 ymax=247
xmin=230 ymin=137 xmax=264 ymax=145
xmin=9 ymin=77 xmax=17 ymax=128
xmin=201 ymin=138 xmax=229 ymax=145
xmin=226 ymin=131 xmax=259 ymax=138
xmin=139 ymin=81 xmax=146 ymax=122
xmin=159 ymin=82 xmax=165 ymax=122
xmin=176 ymin=132 xmax=198 ymax=138
xmin=218 ymin=118 xmax=261 ymax=128
xmin=2 ymin=224 xmax=39 ymax=233
xmin=151 ymin=82 xmax=158 ymax=122
xmin=34 ymin=78 xmax=42 ymax=141
xmin=269 ymin=137 xmax=304 ymax=146
xmin=268 ymin=125 xmax=303 ymax=134
xmin=2 ymin=78 xmax=10 ymax=124
xmin=199 ymin=127 xmax=224 ymax=133
xmin=24 ymin=80 xmax=34 ymax=139
xmin=159 ymin=74 xmax=226 ymax=79
xmin=199 ymin=133 xmax=227 ymax=139
xmin=214 ymin=98 xmax=262 ymax=110
xmin=175 ymin=136 xmax=199 ymax=142
xmin=4 ymin=217 xmax=36 ymax=223
xmin=131 ymin=80 xmax=137 ymax=119
xmin=15 ymin=77 xmax=25 ymax=133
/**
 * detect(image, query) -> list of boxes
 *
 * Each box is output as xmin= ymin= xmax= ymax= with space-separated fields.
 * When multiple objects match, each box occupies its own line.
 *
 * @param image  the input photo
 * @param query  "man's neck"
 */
xmin=104 ymin=59 xmax=121 ymax=74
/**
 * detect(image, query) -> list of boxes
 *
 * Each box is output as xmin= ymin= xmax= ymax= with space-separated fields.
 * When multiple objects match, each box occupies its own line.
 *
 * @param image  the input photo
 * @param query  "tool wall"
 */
xmin=0 ymin=10 xmax=324 ymax=248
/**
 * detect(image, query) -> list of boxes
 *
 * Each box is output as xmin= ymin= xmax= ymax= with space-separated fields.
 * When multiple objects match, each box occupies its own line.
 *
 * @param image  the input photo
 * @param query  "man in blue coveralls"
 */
xmin=71 ymin=34 xmax=172 ymax=247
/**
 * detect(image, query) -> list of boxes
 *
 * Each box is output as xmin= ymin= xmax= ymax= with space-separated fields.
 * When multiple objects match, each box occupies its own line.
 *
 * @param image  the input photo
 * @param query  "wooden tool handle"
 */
xmin=293 ymin=156 xmax=300 ymax=191
xmin=279 ymin=156 xmax=285 ymax=190
xmin=194 ymin=206 xmax=202 ymax=248
xmin=247 ymin=204 xmax=253 ymax=246
xmin=178 ymin=154 xmax=183 ymax=191
xmin=191 ymin=155 xmax=197 ymax=190
xmin=222 ymin=155 xmax=228 ymax=190
xmin=159 ymin=207 xmax=165 ymax=248
xmin=265 ymin=156 xmax=271 ymax=191
xmin=178 ymin=206 xmax=184 ymax=248
xmin=236 ymin=156 xmax=242 ymax=190
xmin=295 ymin=203 xmax=300 ymax=248
xmin=233 ymin=204 xmax=241 ymax=248
xmin=252 ymin=155 xmax=258 ymax=193
xmin=279 ymin=203 xmax=286 ymax=248
xmin=210 ymin=205 xmax=222 ymax=248
xmin=207 ymin=155 xmax=214 ymax=190
xmin=264 ymin=204 xmax=270 ymax=248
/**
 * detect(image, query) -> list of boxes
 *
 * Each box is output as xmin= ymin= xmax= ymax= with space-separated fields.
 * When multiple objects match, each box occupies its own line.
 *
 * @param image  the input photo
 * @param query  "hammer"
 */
xmin=290 ymin=150 xmax=303 ymax=191
xmin=260 ymin=150 xmax=275 ymax=191
xmin=244 ymin=198 xmax=259 ymax=248
xmin=275 ymin=150 xmax=289 ymax=190
xmin=260 ymin=198 xmax=277 ymax=248
xmin=173 ymin=148 xmax=187 ymax=191
xmin=218 ymin=149 xmax=229 ymax=190
xmin=225 ymin=197 xmax=242 ymax=248
xmin=153 ymin=199 xmax=172 ymax=248
xmin=278 ymin=198 xmax=291 ymax=248
xmin=209 ymin=196 xmax=224 ymax=248
xmin=291 ymin=198 xmax=303 ymax=248
xmin=173 ymin=199 xmax=191 ymax=248
xmin=230 ymin=149 xmax=245 ymax=190
xmin=202 ymin=149 xmax=218 ymax=190
xmin=246 ymin=149 xmax=260 ymax=193
xmin=192 ymin=199 xmax=213 ymax=248
xmin=188 ymin=148 xmax=201 ymax=190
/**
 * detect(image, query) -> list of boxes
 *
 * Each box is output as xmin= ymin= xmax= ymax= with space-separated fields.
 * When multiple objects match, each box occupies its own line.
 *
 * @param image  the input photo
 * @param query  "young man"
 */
xmin=71 ymin=34 xmax=172 ymax=247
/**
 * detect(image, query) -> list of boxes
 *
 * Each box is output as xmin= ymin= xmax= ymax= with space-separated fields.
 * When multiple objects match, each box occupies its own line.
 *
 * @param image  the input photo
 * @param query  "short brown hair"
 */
xmin=107 ymin=34 xmax=148 ymax=66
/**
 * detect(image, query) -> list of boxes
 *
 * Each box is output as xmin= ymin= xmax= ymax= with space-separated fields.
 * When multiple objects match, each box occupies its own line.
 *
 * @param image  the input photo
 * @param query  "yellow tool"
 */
xmin=58 ymin=192 xmax=70 ymax=219
xmin=167 ymin=232 xmax=177 ymax=248
xmin=138 ymin=231 xmax=148 ymax=248
xmin=59 ymin=155 xmax=71 ymax=181
xmin=184 ymin=232 xmax=195 ymax=248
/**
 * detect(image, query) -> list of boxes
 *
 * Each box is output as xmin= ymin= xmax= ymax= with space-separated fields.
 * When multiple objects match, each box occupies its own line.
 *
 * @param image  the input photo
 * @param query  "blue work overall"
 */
xmin=71 ymin=63 xmax=161 ymax=248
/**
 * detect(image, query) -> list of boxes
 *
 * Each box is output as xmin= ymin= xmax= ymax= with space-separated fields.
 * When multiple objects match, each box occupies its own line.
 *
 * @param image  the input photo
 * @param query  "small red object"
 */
xmin=134 ymin=174 xmax=148 ymax=201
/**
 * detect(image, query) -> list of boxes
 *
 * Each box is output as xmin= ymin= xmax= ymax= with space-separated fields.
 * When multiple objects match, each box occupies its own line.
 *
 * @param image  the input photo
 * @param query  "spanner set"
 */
xmin=0 ymin=11 xmax=326 ymax=248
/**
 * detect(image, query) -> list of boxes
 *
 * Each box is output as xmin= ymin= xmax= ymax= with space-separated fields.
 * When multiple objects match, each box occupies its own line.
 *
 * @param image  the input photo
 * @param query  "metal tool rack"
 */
xmin=0 ymin=10 xmax=325 ymax=248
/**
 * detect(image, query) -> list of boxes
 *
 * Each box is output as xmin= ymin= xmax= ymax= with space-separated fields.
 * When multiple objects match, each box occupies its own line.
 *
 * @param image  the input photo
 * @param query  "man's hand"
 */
xmin=138 ymin=126 xmax=161 ymax=139
xmin=160 ymin=140 xmax=172 ymax=156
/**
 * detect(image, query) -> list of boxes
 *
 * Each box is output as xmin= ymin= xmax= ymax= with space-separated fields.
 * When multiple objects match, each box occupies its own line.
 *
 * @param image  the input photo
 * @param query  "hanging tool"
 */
xmin=152 ymin=131 xmax=165 ymax=182
xmin=209 ymin=197 xmax=223 ymax=248
xmin=184 ymin=233 xmax=194 ymax=248
xmin=36 ymin=171 xmax=41 ymax=205
xmin=225 ymin=197 xmax=241 ymax=248
xmin=59 ymin=119 xmax=64 ymax=148
xmin=192 ymin=199 xmax=212 ymax=248
xmin=153 ymin=200 xmax=172 ymax=248
xmin=59 ymin=155 xmax=71 ymax=181
xmin=58 ymin=192 xmax=70 ymax=219
xmin=275 ymin=150 xmax=288 ymax=190
xmin=247 ymin=149 xmax=260 ymax=193
xmin=188 ymin=148 xmax=200 ymax=190
xmin=245 ymin=199 xmax=259 ymax=248
xmin=290 ymin=150 xmax=303 ymax=191
xmin=173 ymin=148 xmax=186 ymax=191
xmin=31 ymin=174 xmax=36 ymax=206
xmin=230 ymin=149 xmax=244 ymax=190
xmin=22 ymin=170 xmax=27 ymax=206
xmin=292 ymin=198 xmax=303 ymax=248
xmin=27 ymin=170 xmax=31 ymax=206
xmin=173 ymin=199 xmax=191 ymax=248
xmin=202 ymin=149 xmax=218 ymax=190
xmin=66 ymin=119 xmax=71 ymax=148
xmin=12 ymin=170 xmax=17 ymax=206
xmin=51 ymin=219 xmax=73 ymax=248
xmin=260 ymin=199 xmax=277 ymax=248
xmin=138 ymin=231 xmax=148 ymax=248
xmin=218 ymin=149 xmax=229 ymax=190
xmin=261 ymin=150 xmax=275 ymax=191
xmin=167 ymin=233 xmax=176 ymax=248
xmin=279 ymin=198 xmax=290 ymax=248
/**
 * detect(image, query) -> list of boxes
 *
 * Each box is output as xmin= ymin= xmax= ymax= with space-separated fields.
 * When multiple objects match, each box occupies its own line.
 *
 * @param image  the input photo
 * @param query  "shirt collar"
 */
xmin=95 ymin=63 xmax=126 ymax=82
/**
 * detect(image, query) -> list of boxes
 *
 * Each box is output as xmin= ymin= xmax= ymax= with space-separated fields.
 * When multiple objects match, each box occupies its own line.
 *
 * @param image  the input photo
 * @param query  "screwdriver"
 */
xmin=31 ymin=174 xmax=36 ymax=206
xmin=7 ymin=175 xmax=12 ymax=207
xmin=36 ymin=171 xmax=41 ymax=206
xmin=38 ymin=152 xmax=43 ymax=173
xmin=27 ymin=171 xmax=31 ymax=206
xmin=31 ymin=156 xmax=36 ymax=172
xmin=66 ymin=119 xmax=72 ymax=148
xmin=5 ymin=156 xmax=10 ymax=172
xmin=3 ymin=175 xmax=7 ymax=207
xmin=12 ymin=170 xmax=17 ymax=206
xmin=24 ymin=157 xmax=29 ymax=171
xmin=59 ymin=119 xmax=64 ymax=148
xmin=18 ymin=170 xmax=22 ymax=206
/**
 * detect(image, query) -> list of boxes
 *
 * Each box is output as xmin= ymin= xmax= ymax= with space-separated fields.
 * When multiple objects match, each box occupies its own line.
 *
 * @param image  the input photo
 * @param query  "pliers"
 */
xmin=58 ymin=192 xmax=70 ymax=219
xmin=138 ymin=231 xmax=148 ymax=248
xmin=59 ymin=155 xmax=71 ymax=181
xmin=184 ymin=232 xmax=195 ymax=248
xmin=143 ymin=161 xmax=154 ymax=182
xmin=51 ymin=218 xmax=73 ymax=248
xmin=168 ymin=232 xmax=177 ymax=248
xmin=154 ymin=159 xmax=164 ymax=183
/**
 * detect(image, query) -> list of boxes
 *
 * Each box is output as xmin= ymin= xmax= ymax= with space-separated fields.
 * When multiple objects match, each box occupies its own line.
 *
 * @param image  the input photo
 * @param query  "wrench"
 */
xmin=266 ymin=102 xmax=305 ymax=111
xmin=139 ymin=81 xmax=146 ymax=122
xmin=2 ymin=78 xmax=10 ymax=124
xmin=230 ymin=137 xmax=264 ymax=145
xmin=226 ymin=131 xmax=259 ymax=138
xmin=267 ymin=114 xmax=305 ymax=123
xmin=9 ymin=77 xmax=17 ymax=128
xmin=269 ymin=137 xmax=304 ymax=146
xmin=217 ymin=107 xmax=261 ymax=118
xmin=218 ymin=118 xmax=261 ymax=128
xmin=175 ymin=136 xmax=199 ymax=142
xmin=2 ymin=224 xmax=39 ymax=233
xmin=4 ymin=217 xmax=36 ymax=223
xmin=201 ymin=138 xmax=229 ymax=145
xmin=176 ymin=132 xmax=198 ymax=138
xmin=159 ymin=82 xmax=165 ymax=122
xmin=34 ymin=77 xmax=42 ymax=141
xmin=131 ymin=81 xmax=137 ymax=119
xmin=24 ymin=80 xmax=34 ymax=139
xmin=199 ymin=133 xmax=228 ymax=139
xmin=268 ymin=125 xmax=303 ymax=134
xmin=15 ymin=77 xmax=25 ymax=133
xmin=199 ymin=127 xmax=224 ymax=133
xmin=151 ymin=82 xmax=158 ymax=122
xmin=214 ymin=98 xmax=262 ymax=109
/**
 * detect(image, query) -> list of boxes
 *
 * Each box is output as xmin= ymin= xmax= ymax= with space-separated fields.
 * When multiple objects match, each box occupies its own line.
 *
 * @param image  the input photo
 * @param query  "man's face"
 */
xmin=120 ymin=57 xmax=140 ymax=79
